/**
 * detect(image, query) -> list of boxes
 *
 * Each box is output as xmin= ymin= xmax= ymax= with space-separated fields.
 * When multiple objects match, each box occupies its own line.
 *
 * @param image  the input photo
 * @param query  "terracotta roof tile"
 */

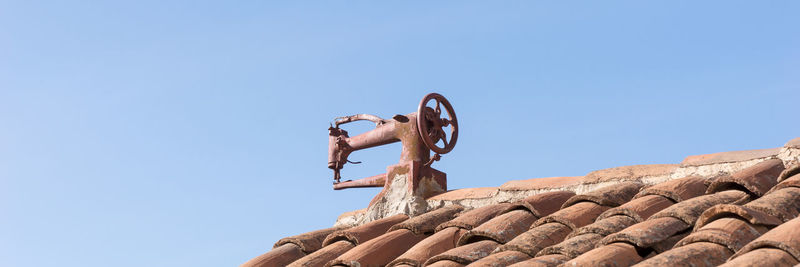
xmin=778 ymin=162 xmax=800 ymax=182
xmin=457 ymin=209 xmax=537 ymax=245
xmin=770 ymin=172 xmax=800 ymax=193
xmin=274 ymin=226 xmax=346 ymax=254
xmin=389 ymin=205 xmax=464 ymax=235
xmin=694 ymin=205 xmax=782 ymax=230
xmin=570 ymin=215 xmax=638 ymax=238
xmin=501 ymin=190 xmax=575 ymax=217
xmin=498 ymin=176 xmax=583 ymax=191
xmin=650 ymin=190 xmax=750 ymax=225
xmin=435 ymin=203 xmax=514 ymax=231
xmin=387 ymin=227 xmax=466 ymax=267
xmin=706 ymin=158 xmax=784 ymax=196
xmin=597 ymin=194 xmax=674 ymax=222
xmin=634 ymin=175 xmax=708 ymax=202
xmin=564 ymin=242 xmax=643 ymax=267
xmin=241 ymin=243 xmax=306 ymax=267
xmin=732 ymin=216 xmax=800 ymax=263
xmin=424 ymin=260 xmax=464 ymax=267
xmin=538 ymin=233 xmax=603 ymax=259
xmin=427 ymin=187 xmax=497 ymax=201
xmin=602 ymin=216 xmax=690 ymax=249
xmin=533 ymin=201 xmax=609 ymax=231
xmin=636 ymin=241 xmax=733 ymax=267
xmin=326 ymin=229 xmax=426 ymax=267
xmin=288 ymin=240 xmax=354 ymax=267
xmin=253 ymin=139 xmax=800 ymax=266
xmin=509 ymin=254 xmax=569 ymax=267
xmin=582 ymin=164 xmax=677 ymax=183
xmin=466 ymin=250 xmax=531 ymax=267
xmin=496 ymin=222 xmax=572 ymax=257
xmin=680 ymin=147 xmax=780 ymax=166
xmin=424 ymin=240 xmax=499 ymax=265
xmin=721 ymin=247 xmax=799 ymax=267
xmin=676 ymin=217 xmax=769 ymax=253
xmin=739 ymin=187 xmax=800 ymax=222
xmin=561 ymin=181 xmax=644 ymax=208
xmin=322 ymin=214 xmax=408 ymax=246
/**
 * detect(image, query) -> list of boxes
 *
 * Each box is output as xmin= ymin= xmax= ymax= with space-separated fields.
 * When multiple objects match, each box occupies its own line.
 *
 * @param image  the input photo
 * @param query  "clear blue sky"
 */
xmin=1 ymin=1 xmax=798 ymax=266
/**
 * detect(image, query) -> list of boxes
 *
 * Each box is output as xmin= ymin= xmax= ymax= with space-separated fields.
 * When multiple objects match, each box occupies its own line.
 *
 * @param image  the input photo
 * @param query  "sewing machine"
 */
xmin=328 ymin=93 xmax=458 ymax=191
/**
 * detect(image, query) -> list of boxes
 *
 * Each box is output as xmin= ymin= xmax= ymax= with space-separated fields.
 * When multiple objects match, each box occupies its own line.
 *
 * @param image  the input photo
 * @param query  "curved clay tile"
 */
xmin=706 ymin=159 xmax=784 ymax=197
xmin=694 ymin=205 xmax=782 ymax=230
xmin=676 ymin=217 xmax=769 ymax=253
xmin=500 ymin=190 xmax=575 ymax=217
xmin=387 ymin=227 xmax=467 ymax=267
xmin=537 ymin=232 xmax=603 ymax=259
xmin=287 ymin=240 xmax=354 ymax=267
xmin=634 ymin=176 xmax=708 ymax=203
xmin=326 ymin=229 xmax=426 ymax=267
xmin=435 ymin=203 xmax=514 ymax=232
xmin=597 ymin=194 xmax=674 ymax=222
xmin=743 ymin=187 xmax=800 ymax=222
xmin=424 ymin=240 xmax=499 ymax=266
xmin=425 ymin=260 xmax=464 ymax=267
xmin=570 ymin=215 xmax=638 ymax=238
xmin=778 ymin=162 xmax=800 ymax=182
xmin=273 ymin=226 xmax=347 ymax=254
xmin=322 ymin=214 xmax=408 ymax=246
xmin=564 ymin=242 xmax=642 ymax=267
xmin=241 ymin=243 xmax=306 ymax=267
xmin=601 ymin=216 xmax=690 ymax=249
xmin=561 ymin=181 xmax=644 ymax=208
xmin=465 ymin=250 xmax=531 ymax=267
xmin=533 ymin=201 xmax=609 ymax=230
xmin=389 ymin=205 xmax=464 ymax=235
xmin=635 ymin=241 xmax=733 ymax=266
xmin=768 ymin=171 xmax=800 ymax=193
xmin=649 ymin=190 xmax=750 ymax=226
xmin=496 ymin=222 xmax=572 ymax=257
xmin=731 ymin=216 xmax=800 ymax=263
xmin=457 ymin=209 xmax=537 ymax=245
xmin=721 ymin=247 xmax=799 ymax=266
xmin=508 ymin=254 xmax=569 ymax=267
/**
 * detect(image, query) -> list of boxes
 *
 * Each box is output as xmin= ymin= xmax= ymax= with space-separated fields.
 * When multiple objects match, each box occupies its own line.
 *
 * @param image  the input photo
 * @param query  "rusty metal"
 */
xmin=328 ymin=93 xmax=459 ymax=189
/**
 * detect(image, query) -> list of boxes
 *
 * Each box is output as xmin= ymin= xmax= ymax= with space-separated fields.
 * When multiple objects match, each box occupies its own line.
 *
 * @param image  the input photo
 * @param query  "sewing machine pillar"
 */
xmin=361 ymin=161 xmax=447 ymax=222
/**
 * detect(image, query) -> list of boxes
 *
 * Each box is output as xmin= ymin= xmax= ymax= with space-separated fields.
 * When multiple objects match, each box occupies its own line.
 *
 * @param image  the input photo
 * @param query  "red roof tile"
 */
xmin=387 ymin=227 xmax=467 ymax=267
xmin=327 ymin=229 xmax=426 ymax=267
xmin=706 ymin=158 xmax=784 ymax=196
xmin=496 ymin=222 xmax=572 ymax=257
xmin=498 ymin=176 xmax=582 ymax=191
xmin=424 ymin=240 xmax=499 ymax=266
xmin=731 ymin=216 xmax=800 ymax=263
xmin=636 ymin=241 xmax=733 ymax=266
xmin=680 ymin=147 xmax=780 ymax=166
xmin=721 ymin=247 xmax=799 ymax=266
xmin=245 ymin=138 xmax=800 ymax=267
xmin=634 ymin=175 xmax=708 ymax=202
xmin=242 ymin=243 xmax=305 ymax=267
xmin=435 ymin=203 xmax=514 ymax=231
xmin=287 ymin=240 xmax=353 ymax=267
xmin=582 ymin=164 xmax=677 ymax=183
xmin=565 ymin=242 xmax=643 ymax=266
xmin=466 ymin=250 xmax=531 ymax=267
xmin=457 ymin=209 xmax=537 ymax=245
xmin=322 ymin=214 xmax=407 ymax=246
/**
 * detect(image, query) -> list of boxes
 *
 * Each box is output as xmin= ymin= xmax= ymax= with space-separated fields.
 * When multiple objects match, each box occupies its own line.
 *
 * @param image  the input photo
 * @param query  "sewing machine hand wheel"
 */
xmin=417 ymin=93 xmax=458 ymax=155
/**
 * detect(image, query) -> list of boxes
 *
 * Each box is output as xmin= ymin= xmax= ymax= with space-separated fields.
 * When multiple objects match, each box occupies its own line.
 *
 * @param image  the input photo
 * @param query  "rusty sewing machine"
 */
xmin=328 ymin=93 xmax=458 ymax=202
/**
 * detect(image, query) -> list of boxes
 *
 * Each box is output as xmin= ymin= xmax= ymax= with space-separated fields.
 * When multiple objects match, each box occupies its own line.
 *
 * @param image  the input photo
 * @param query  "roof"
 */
xmin=242 ymin=137 xmax=800 ymax=267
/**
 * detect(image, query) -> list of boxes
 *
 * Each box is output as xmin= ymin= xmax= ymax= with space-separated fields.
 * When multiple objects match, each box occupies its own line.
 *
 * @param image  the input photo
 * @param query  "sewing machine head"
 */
xmin=328 ymin=93 xmax=458 ymax=190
